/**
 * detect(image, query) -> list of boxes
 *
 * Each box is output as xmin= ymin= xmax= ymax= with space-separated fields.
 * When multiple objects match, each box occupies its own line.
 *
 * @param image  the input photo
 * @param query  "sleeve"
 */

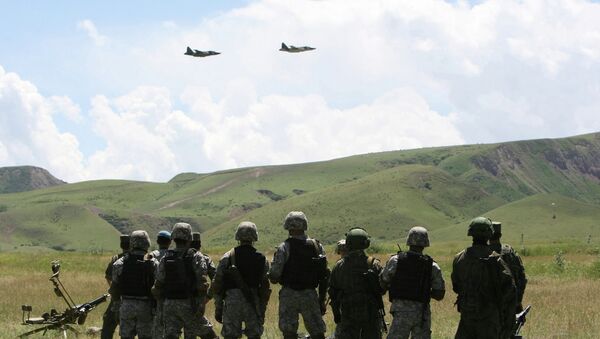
xmin=208 ymin=255 xmax=229 ymax=298
xmin=268 ymin=242 xmax=288 ymax=284
xmin=193 ymin=252 xmax=210 ymax=296
xmin=451 ymin=253 xmax=462 ymax=295
xmin=109 ymin=260 xmax=123 ymax=298
xmin=151 ymin=257 xmax=166 ymax=298
xmin=206 ymin=255 xmax=217 ymax=280
xmin=513 ymin=253 xmax=527 ymax=304
xmin=431 ymin=261 xmax=445 ymax=291
xmin=379 ymin=255 xmax=397 ymax=292
xmin=105 ymin=256 xmax=116 ymax=281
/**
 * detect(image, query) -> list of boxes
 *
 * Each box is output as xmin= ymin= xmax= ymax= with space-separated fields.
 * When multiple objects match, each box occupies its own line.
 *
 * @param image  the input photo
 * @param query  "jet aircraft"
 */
xmin=279 ymin=42 xmax=315 ymax=53
xmin=184 ymin=47 xmax=220 ymax=57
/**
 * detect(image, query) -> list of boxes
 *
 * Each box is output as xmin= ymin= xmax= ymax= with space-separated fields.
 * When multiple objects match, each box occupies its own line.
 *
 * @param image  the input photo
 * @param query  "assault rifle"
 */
xmin=19 ymin=261 xmax=108 ymax=338
xmin=512 ymin=305 xmax=531 ymax=339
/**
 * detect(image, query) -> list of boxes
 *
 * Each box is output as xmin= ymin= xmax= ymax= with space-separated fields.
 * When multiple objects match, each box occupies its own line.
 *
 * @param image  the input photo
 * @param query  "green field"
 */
xmin=3 ymin=241 xmax=600 ymax=338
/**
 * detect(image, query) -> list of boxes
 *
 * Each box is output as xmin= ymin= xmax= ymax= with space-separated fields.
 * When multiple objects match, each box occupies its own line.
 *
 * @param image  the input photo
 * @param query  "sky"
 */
xmin=1 ymin=0 xmax=600 ymax=182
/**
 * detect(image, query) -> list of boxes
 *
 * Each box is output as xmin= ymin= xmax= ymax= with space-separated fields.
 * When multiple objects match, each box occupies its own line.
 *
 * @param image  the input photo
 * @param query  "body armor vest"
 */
xmin=281 ymin=238 xmax=319 ymax=290
xmin=120 ymin=253 xmax=154 ymax=298
xmin=223 ymin=245 xmax=266 ymax=291
xmin=163 ymin=249 xmax=196 ymax=299
xmin=388 ymin=251 xmax=433 ymax=303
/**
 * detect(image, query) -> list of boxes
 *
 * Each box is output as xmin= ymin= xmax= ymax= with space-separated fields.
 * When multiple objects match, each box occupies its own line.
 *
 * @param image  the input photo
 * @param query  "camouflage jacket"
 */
xmin=490 ymin=242 xmax=527 ymax=305
xmin=268 ymin=234 xmax=326 ymax=284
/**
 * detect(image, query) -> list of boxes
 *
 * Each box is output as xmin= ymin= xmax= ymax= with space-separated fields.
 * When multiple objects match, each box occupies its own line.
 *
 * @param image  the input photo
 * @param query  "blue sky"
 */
xmin=1 ymin=0 xmax=600 ymax=182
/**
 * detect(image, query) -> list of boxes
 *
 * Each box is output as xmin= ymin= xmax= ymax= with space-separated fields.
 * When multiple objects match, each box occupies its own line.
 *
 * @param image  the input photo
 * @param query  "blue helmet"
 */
xmin=157 ymin=230 xmax=171 ymax=240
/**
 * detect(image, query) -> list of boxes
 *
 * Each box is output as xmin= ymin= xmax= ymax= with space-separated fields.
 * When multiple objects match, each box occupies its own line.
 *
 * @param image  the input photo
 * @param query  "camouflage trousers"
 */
xmin=278 ymin=287 xmax=326 ymax=337
xmin=153 ymin=300 xmax=165 ymax=339
xmin=221 ymin=289 xmax=263 ymax=338
xmin=454 ymin=314 xmax=500 ymax=339
xmin=101 ymin=299 xmax=119 ymax=339
xmin=119 ymin=298 xmax=154 ymax=339
xmin=387 ymin=300 xmax=431 ymax=339
xmin=163 ymin=298 xmax=214 ymax=339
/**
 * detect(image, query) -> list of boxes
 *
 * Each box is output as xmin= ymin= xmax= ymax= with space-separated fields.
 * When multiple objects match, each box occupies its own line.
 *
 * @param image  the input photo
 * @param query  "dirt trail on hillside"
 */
xmin=158 ymin=168 xmax=265 ymax=211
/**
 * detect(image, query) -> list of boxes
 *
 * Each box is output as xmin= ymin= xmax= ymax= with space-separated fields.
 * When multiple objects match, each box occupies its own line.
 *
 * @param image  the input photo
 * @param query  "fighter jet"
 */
xmin=184 ymin=47 xmax=220 ymax=57
xmin=279 ymin=42 xmax=315 ymax=53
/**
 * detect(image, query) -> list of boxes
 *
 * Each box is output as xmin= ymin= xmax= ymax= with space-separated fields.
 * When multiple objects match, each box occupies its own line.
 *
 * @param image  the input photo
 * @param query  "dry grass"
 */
xmin=2 ymin=252 xmax=600 ymax=338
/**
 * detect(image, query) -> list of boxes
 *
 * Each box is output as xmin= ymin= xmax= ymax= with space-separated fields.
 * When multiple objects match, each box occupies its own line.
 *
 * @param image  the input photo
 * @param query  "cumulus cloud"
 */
xmin=78 ymin=19 xmax=108 ymax=46
xmin=0 ymin=66 xmax=86 ymax=181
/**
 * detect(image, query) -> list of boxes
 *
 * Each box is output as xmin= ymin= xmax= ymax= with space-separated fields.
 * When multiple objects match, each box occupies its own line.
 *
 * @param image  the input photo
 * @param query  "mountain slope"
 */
xmin=2 ymin=132 xmax=600 ymax=251
xmin=0 ymin=166 xmax=65 ymax=194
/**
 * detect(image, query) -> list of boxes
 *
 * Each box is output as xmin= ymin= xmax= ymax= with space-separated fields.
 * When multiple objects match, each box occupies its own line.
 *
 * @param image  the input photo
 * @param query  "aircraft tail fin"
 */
xmin=281 ymin=42 xmax=289 ymax=50
xmin=185 ymin=47 xmax=193 ymax=54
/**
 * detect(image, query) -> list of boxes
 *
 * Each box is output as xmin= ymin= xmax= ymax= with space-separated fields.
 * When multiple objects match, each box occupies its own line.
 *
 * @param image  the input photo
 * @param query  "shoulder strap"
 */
xmin=228 ymin=248 xmax=236 ymax=267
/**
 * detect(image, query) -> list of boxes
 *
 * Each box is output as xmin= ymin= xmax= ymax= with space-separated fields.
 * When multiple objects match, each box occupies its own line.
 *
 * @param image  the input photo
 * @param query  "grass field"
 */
xmin=3 ymin=242 xmax=600 ymax=338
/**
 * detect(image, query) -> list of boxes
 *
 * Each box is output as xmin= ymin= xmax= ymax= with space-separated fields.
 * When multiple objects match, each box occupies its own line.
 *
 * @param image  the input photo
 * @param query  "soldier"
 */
xmin=452 ymin=217 xmax=517 ymax=339
xmin=380 ymin=226 xmax=445 ymax=339
xmin=490 ymin=221 xmax=527 ymax=338
xmin=268 ymin=211 xmax=329 ymax=339
xmin=151 ymin=230 xmax=172 ymax=262
xmin=329 ymin=227 xmax=384 ymax=339
xmin=335 ymin=239 xmax=348 ymax=259
xmin=102 ymin=234 xmax=130 ymax=339
xmin=152 ymin=223 xmax=213 ymax=339
xmin=210 ymin=221 xmax=271 ymax=339
xmin=110 ymin=230 xmax=158 ymax=339
xmin=185 ymin=231 xmax=219 ymax=339
xmin=151 ymin=230 xmax=171 ymax=339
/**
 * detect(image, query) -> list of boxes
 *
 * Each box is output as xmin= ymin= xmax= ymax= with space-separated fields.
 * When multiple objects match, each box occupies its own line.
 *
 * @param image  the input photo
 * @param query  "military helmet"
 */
xmin=345 ymin=227 xmax=371 ymax=250
xmin=467 ymin=217 xmax=493 ymax=239
xmin=157 ymin=230 xmax=171 ymax=240
xmin=130 ymin=230 xmax=151 ymax=251
xmin=283 ymin=211 xmax=308 ymax=231
xmin=171 ymin=222 xmax=193 ymax=241
xmin=335 ymin=239 xmax=347 ymax=255
xmin=192 ymin=232 xmax=201 ymax=242
xmin=235 ymin=221 xmax=259 ymax=242
xmin=406 ymin=226 xmax=430 ymax=247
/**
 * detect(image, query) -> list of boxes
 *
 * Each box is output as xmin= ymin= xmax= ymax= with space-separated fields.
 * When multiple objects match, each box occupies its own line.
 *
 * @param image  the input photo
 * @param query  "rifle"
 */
xmin=19 ymin=261 xmax=108 ymax=338
xmin=513 ymin=305 xmax=531 ymax=339
xmin=363 ymin=259 xmax=388 ymax=334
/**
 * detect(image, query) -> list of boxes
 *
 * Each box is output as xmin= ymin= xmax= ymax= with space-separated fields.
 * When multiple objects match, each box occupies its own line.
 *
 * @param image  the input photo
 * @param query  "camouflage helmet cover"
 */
xmin=235 ymin=221 xmax=259 ymax=242
xmin=283 ymin=211 xmax=308 ymax=230
xmin=406 ymin=226 xmax=430 ymax=247
xmin=345 ymin=227 xmax=371 ymax=250
xmin=130 ymin=230 xmax=151 ymax=251
xmin=335 ymin=239 xmax=347 ymax=254
xmin=171 ymin=222 xmax=193 ymax=241
xmin=468 ymin=217 xmax=493 ymax=239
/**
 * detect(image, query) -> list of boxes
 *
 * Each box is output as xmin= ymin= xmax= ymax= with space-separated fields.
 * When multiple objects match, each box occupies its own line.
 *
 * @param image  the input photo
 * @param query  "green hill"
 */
xmin=2 ymin=132 xmax=600 ymax=251
xmin=0 ymin=166 xmax=65 ymax=194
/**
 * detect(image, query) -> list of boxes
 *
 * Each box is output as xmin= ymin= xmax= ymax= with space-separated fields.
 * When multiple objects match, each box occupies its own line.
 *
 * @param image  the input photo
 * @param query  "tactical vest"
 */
xmin=388 ymin=252 xmax=433 ymax=303
xmin=163 ymin=249 xmax=196 ymax=299
xmin=281 ymin=238 xmax=320 ymax=290
xmin=120 ymin=253 xmax=155 ymax=298
xmin=223 ymin=245 xmax=266 ymax=291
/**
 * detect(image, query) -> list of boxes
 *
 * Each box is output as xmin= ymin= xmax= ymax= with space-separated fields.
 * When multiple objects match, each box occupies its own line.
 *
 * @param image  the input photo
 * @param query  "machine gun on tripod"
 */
xmin=19 ymin=261 xmax=108 ymax=338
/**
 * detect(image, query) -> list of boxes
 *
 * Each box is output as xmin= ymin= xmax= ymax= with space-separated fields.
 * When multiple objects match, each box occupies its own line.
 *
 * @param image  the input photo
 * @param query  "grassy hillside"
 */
xmin=0 ymin=166 xmax=65 ymax=194
xmin=2 ymin=132 xmax=600 ymax=251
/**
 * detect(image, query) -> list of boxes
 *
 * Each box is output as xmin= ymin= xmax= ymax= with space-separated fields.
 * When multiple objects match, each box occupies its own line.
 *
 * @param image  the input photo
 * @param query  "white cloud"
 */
xmin=0 ymin=66 xmax=86 ymax=181
xmin=77 ymin=19 xmax=108 ymax=46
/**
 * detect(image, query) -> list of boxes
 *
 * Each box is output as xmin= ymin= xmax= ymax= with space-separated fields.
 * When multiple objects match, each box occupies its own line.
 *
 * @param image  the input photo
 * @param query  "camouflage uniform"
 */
xmin=102 ymin=235 xmax=129 ymax=339
xmin=452 ymin=218 xmax=517 ymax=339
xmin=152 ymin=223 xmax=212 ymax=339
xmin=269 ymin=212 xmax=328 ymax=339
xmin=380 ymin=226 xmax=445 ymax=339
xmin=211 ymin=228 xmax=271 ymax=339
xmin=111 ymin=231 xmax=158 ymax=339
xmin=329 ymin=249 xmax=383 ymax=339
xmin=150 ymin=248 xmax=169 ymax=339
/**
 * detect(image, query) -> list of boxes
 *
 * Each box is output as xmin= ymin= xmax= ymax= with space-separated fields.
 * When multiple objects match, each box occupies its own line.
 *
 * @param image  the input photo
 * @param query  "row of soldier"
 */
xmin=101 ymin=211 xmax=527 ymax=339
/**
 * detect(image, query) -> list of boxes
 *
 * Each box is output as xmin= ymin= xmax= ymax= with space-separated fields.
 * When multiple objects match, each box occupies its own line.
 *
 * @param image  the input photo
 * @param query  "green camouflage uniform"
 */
xmin=269 ymin=235 xmax=328 ymax=338
xmin=152 ymin=247 xmax=210 ymax=339
xmin=489 ymin=243 xmax=527 ymax=309
xmin=380 ymin=252 xmax=445 ymax=339
xmin=210 ymin=246 xmax=270 ymax=339
xmin=329 ymin=250 xmax=383 ymax=339
xmin=452 ymin=245 xmax=517 ymax=339
xmin=111 ymin=250 xmax=159 ymax=339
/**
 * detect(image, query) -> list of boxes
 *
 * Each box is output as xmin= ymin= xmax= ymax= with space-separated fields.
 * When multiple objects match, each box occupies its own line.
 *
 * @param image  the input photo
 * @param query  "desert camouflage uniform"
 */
xmin=210 ymin=247 xmax=270 ymax=338
xmin=153 ymin=247 xmax=211 ymax=339
xmin=151 ymin=248 xmax=169 ymax=339
xmin=329 ymin=250 xmax=383 ymax=339
xmin=380 ymin=252 xmax=445 ymax=339
xmin=452 ymin=245 xmax=517 ymax=339
xmin=111 ymin=250 xmax=159 ymax=339
xmin=269 ymin=234 xmax=327 ymax=338
xmin=183 ymin=251 xmax=218 ymax=339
